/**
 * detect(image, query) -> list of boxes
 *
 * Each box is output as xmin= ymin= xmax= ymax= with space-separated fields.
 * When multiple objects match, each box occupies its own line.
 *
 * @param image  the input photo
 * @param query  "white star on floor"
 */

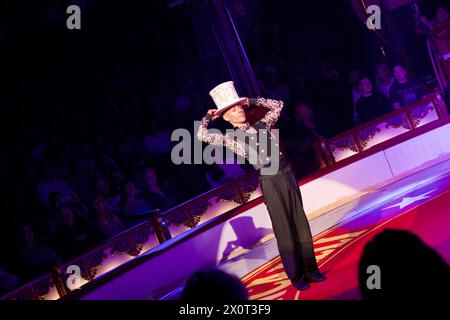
xmin=383 ymin=189 xmax=437 ymax=210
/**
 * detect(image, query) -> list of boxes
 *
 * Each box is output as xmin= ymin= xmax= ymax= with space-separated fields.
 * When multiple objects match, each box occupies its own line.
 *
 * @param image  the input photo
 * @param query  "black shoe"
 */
xmin=292 ymin=278 xmax=311 ymax=291
xmin=305 ymin=272 xmax=327 ymax=283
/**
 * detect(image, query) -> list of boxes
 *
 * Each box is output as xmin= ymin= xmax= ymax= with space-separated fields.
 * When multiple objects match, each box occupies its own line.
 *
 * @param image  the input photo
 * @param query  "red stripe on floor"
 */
xmin=242 ymin=189 xmax=450 ymax=300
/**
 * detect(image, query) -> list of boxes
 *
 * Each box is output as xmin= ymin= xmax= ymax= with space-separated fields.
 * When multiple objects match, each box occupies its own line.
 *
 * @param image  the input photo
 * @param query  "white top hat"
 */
xmin=209 ymin=81 xmax=247 ymax=116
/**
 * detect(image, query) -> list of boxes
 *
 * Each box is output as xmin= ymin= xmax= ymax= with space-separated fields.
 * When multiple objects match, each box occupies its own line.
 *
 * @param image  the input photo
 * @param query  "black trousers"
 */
xmin=259 ymin=165 xmax=319 ymax=283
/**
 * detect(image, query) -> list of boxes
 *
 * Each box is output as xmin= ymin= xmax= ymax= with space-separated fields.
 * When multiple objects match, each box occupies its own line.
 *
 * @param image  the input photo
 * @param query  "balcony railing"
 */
xmin=325 ymin=93 xmax=448 ymax=163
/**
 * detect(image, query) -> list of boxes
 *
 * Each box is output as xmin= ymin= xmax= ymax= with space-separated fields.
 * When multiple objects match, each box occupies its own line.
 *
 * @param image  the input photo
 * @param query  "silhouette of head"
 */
xmin=359 ymin=229 xmax=449 ymax=300
xmin=358 ymin=77 xmax=373 ymax=96
xmin=181 ymin=269 xmax=249 ymax=301
xmin=375 ymin=63 xmax=392 ymax=81
xmin=393 ymin=65 xmax=408 ymax=82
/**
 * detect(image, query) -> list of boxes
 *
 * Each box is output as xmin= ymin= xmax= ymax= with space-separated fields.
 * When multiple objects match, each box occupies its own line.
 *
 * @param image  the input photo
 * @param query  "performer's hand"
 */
xmin=207 ymin=109 xmax=220 ymax=120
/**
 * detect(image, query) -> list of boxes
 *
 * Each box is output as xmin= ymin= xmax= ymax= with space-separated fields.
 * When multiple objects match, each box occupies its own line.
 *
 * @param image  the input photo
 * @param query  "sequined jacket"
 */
xmin=196 ymin=97 xmax=284 ymax=161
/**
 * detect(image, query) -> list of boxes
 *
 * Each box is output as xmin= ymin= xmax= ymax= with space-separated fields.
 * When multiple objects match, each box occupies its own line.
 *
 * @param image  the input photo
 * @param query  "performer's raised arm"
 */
xmin=248 ymin=98 xmax=284 ymax=128
xmin=197 ymin=109 xmax=247 ymax=158
xmin=197 ymin=110 xmax=221 ymax=145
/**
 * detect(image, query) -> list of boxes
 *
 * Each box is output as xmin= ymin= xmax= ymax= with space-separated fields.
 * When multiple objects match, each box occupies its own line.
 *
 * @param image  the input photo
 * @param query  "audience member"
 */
xmin=93 ymin=197 xmax=125 ymax=239
xmin=417 ymin=7 xmax=450 ymax=82
xmin=355 ymin=77 xmax=393 ymax=124
xmin=374 ymin=63 xmax=395 ymax=98
xmin=181 ymin=269 xmax=249 ymax=301
xmin=120 ymin=181 xmax=153 ymax=219
xmin=348 ymin=69 xmax=362 ymax=122
xmin=94 ymin=177 xmax=121 ymax=215
xmin=139 ymin=168 xmax=175 ymax=212
xmin=359 ymin=229 xmax=450 ymax=300
xmin=36 ymin=162 xmax=78 ymax=209
xmin=16 ymin=225 xmax=60 ymax=280
xmin=54 ymin=207 xmax=104 ymax=259
xmin=389 ymin=65 xmax=427 ymax=109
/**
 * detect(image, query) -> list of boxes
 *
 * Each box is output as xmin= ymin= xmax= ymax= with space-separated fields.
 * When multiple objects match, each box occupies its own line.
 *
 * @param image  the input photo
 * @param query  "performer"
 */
xmin=197 ymin=81 xmax=326 ymax=290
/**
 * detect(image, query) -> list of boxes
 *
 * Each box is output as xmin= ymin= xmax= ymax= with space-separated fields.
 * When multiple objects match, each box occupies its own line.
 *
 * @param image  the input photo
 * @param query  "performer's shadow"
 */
xmin=219 ymin=216 xmax=273 ymax=262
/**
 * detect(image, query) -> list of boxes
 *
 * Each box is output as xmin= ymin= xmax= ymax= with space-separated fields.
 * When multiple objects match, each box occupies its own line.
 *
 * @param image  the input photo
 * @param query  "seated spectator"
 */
xmin=93 ymin=198 xmax=125 ymax=239
xmin=295 ymin=103 xmax=321 ymax=133
xmin=46 ymin=184 xmax=92 ymax=228
xmin=417 ymin=7 xmax=450 ymax=83
xmin=16 ymin=225 xmax=60 ymax=281
xmin=355 ymin=77 xmax=393 ymax=124
xmin=430 ymin=8 xmax=450 ymax=83
xmin=139 ymin=168 xmax=175 ymax=212
xmin=65 ymin=194 xmax=92 ymax=227
xmin=98 ymin=153 xmax=120 ymax=179
xmin=348 ymin=69 xmax=362 ymax=123
xmin=54 ymin=207 xmax=104 ymax=260
xmin=389 ymin=65 xmax=427 ymax=109
xmin=279 ymin=102 xmax=324 ymax=177
xmin=181 ymin=269 xmax=249 ymax=301
xmin=94 ymin=177 xmax=121 ymax=215
xmin=359 ymin=229 xmax=449 ymax=300
xmin=120 ymin=181 xmax=153 ymax=218
xmin=374 ymin=63 xmax=395 ymax=98
xmin=36 ymin=162 xmax=79 ymax=209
